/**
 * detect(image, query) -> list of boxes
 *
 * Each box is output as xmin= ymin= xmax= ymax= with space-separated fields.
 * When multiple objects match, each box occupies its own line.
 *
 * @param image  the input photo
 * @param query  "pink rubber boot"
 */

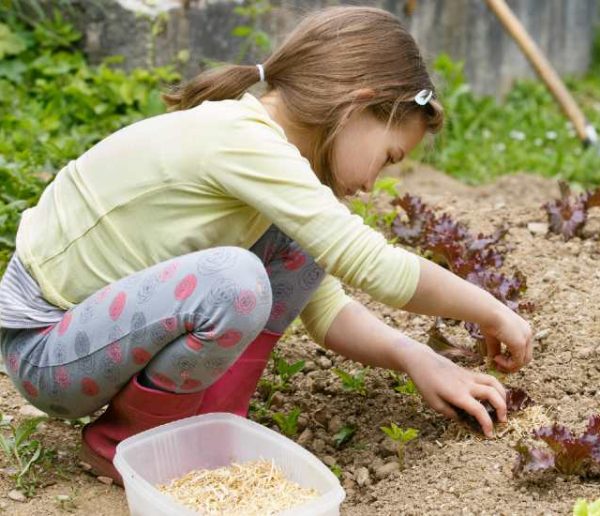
xmin=80 ymin=373 xmax=205 ymax=486
xmin=197 ymin=330 xmax=281 ymax=417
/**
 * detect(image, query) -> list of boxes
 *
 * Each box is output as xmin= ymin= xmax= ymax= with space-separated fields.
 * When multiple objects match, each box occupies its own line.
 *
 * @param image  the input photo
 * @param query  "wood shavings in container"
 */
xmin=156 ymin=459 xmax=319 ymax=515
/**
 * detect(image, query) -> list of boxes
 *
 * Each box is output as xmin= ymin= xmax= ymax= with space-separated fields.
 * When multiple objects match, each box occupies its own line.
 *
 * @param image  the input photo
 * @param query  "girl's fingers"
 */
xmin=471 ymin=384 xmax=507 ymax=423
xmin=494 ymin=353 xmax=519 ymax=372
xmin=459 ymin=397 xmax=495 ymax=438
xmin=485 ymin=335 xmax=501 ymax=362
xmin=428 ymin=396 xmax=457 ymax=420
xmin=473 ymin=372 xmax=506 ymax=400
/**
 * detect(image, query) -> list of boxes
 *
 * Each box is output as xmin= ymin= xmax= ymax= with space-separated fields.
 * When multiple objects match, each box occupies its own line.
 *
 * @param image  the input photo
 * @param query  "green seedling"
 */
xmin=258 ymin=352 xmax=305 ymax=407
xmin=0 ymin=414 xmax=55 ymax=496
xmin=332 ymin=367 xmax=368 ymax=396
xmin=329 ymin=464 xmax=343 ymax=479
xmin=248 ymin=400 xmax=270 ymax=423
xmin=333 ymin=424 xmax=356 ymax=448
xmin=389 ymin=371 xmax=419 ymax=396
xmin=573 ymin=498 xmax=600 ymax=516
xmin=274 ymin=354 xmax=305 ymax=387
xmin=350 ymin=178 xmax=401 ymax=228
xmin=272 ymin=408 xmax=301 ymax=437
xmin=380 ymin=423 xmax=419 ymax=468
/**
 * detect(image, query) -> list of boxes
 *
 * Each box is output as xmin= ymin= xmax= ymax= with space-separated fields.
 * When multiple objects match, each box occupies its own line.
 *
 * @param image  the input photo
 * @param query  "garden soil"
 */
xmin=0 ymin=166 xmax=598 ymax=515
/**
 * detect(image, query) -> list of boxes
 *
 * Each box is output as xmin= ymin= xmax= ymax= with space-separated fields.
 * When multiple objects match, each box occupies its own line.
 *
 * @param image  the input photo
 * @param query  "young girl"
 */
xmin=0 ymin=6 xmax=532 ymax=485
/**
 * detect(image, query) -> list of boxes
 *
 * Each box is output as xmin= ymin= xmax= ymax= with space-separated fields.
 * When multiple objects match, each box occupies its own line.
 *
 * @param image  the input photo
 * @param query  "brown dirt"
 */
xmin=0 ymin=166 xmax=598 ymax=515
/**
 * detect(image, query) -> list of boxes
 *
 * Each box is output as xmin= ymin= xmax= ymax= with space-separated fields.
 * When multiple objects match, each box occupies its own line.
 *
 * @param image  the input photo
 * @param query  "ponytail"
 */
xmin=162 ymin=64 xmax=263 ymax=111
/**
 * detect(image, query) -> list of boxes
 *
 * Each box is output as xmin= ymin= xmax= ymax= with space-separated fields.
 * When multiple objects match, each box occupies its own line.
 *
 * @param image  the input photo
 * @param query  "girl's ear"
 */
xmin=351 ymin=88 xmax=377 ymax=101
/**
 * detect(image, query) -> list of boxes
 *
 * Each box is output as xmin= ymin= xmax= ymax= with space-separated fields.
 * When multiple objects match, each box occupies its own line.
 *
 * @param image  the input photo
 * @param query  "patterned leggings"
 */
xmin=0 ymin=225 xmax=325 ymax=419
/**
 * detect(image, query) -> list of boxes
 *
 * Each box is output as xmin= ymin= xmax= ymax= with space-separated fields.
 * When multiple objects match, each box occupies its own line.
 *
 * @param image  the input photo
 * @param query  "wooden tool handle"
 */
xmin=485 ymin=0 xmax=593 ymax=143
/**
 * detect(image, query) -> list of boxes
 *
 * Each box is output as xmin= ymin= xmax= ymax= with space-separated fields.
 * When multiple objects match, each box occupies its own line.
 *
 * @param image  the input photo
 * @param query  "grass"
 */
xmin=417 ymin=50 xmax=600 ymax=189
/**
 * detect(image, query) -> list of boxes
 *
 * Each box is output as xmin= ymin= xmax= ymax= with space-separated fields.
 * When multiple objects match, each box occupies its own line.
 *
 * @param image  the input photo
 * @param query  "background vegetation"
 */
xmin=0 ymin=8 xmax=599 ymax=274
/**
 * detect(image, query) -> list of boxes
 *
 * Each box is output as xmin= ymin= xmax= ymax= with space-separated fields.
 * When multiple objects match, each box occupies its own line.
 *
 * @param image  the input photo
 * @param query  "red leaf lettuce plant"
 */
xmin=391 ymin=194 xmax=534 ymax=362
xmin=514 ymin=415 xmax=600 ymax=478
xmin=453 ymin=386 xmax=534 ymax=434
xmin=543 ymin=181 xmax=600 ymax=240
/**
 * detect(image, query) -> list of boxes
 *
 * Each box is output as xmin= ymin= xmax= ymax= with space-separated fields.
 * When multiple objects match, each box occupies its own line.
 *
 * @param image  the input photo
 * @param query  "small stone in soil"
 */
xmin=534 ymin=329 xmax=550 ymax=341
xmin=321 ymin=455 xmax=337 ymax=467
xmin=18 ymin=404 xmax=47 ymax=418
xmin=269 ymin=391 xmax=285 ymax=408
xmin=355 ymin=467 xmax=371 ymax=487
xmin=317 ymin=356 xmax=332 ymax=369
xmin=8 ymin=490 xmax=26 ymax=502
xmin=79 ymin=461 xmax=93 ymax=471
xmin=327 ymin=414 xmax=343 ymax=434
xmin=97 ymin=476 xmax=114 ymax=485
xmin=303 ymin=360 xmax=317 ymax=372
xmin=374 ymin=462 xmax=400 ymax=479
xmin=526 ymin=222 xmax=548 ymax=236
xmin=297 ymin=427 xmax=313 ymax=446
xmin=312 ymin=438 xmax=325 ymax=453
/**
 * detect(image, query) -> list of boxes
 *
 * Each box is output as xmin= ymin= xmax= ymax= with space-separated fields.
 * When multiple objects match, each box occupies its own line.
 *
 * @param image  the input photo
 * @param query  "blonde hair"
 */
xmin=163 ymin=6 xmax=444 ymax=196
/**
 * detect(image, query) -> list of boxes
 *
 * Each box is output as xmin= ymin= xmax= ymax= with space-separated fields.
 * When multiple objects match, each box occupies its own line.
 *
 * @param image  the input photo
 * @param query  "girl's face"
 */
xmin=332 ymin=110 xmax=427 ymax=196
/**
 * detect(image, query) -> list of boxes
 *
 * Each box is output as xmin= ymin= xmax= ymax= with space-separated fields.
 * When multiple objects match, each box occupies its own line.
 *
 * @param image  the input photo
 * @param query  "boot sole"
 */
xmin=79 ymin=440 xmax=124 ymax=487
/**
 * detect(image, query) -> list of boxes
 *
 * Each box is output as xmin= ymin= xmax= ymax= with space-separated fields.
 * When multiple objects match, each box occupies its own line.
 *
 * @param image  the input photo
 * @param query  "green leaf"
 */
xmin=232 ymin=26 xmax=252 ymax=37
xmin=333 ymin=424 xmax=356 ymax=448
xmin=14 ymin=417 xmax=47 ymax=448
xmin=373 ymin=177 xmax=399 ymax=197
xmin=0 ymin=23 xmax=27 ymax=59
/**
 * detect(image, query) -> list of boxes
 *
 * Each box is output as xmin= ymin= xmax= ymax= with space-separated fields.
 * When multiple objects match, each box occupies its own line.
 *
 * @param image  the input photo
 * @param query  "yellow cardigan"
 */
xmin=16 ymin=93 xmax=420 ymax=345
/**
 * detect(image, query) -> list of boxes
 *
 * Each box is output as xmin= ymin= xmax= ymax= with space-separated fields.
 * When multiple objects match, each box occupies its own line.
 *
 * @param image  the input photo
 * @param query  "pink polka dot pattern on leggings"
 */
xmin=37 ymin=325 xmax=54 ymax=335
xmin=132 ymin=347 xmax=151 ymax=364
xmin=107 ymin=342 xmax=123 ymax=364
xmin=109 ymin=292 xmax=127 ymax=321
xmin=185 ymin=334 xmax=204 ymax=351
xmin=81 ymin=377 xmax=100 ymax=396
xmin=175 ymin=274 xmax=198 ymax=300
xmin=54 ymin=366 xmax=71 ymax=389
xmin=161 ymin=317 xmax=178 ymax=332
xmin=270 ymin=300 xmax=287 ymax=320
xmin=159 ymin=261 xmax=179 ymax=282
xmin=234 ymin=290 xmax=257 ymax=315
xmin=181 ymin=378 xmax=202 ymax=390
xmin=22 ymin=381 xmax=38 ymax=397
xmin=281 ymin=249 xmax=306 ymax=270
xmin=57 ymin=312 xmax=73 ymax=336
xmin=7 ymin=353 xmax=19 ymax=373
xmin=216 ymin=329 xmax=242 ymax=348
xmin=151 ymin=373 xmax=177 ymax=391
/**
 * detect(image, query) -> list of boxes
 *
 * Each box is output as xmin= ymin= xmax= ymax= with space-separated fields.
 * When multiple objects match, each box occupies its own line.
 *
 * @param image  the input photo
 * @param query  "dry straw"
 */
xmin=157 ymin=459 xmax=319 ymax=515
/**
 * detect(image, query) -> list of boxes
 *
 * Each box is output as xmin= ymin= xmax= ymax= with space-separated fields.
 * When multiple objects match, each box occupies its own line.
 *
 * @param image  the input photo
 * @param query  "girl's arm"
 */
xmin=324 ymin=300 xmax=508 ymax=438
xmin=323 ymin=259 xmax=534 ymax=437
xmin=402 ymin=257 xmax=533 ymax=372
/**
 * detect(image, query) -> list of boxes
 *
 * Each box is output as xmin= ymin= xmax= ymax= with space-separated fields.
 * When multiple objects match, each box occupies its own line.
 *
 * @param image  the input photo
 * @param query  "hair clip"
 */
xmin=414 ymin=89 xmax=433 ymax=106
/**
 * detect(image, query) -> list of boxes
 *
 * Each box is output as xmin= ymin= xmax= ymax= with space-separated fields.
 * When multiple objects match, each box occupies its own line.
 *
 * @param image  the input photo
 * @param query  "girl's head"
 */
xmin=164 ymin=6 xmax=443 ymax=197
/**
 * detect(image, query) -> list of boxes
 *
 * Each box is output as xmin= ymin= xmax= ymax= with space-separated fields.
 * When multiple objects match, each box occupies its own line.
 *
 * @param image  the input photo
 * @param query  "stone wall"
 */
xmin=67 ymin=0 xmax=598 ymax=96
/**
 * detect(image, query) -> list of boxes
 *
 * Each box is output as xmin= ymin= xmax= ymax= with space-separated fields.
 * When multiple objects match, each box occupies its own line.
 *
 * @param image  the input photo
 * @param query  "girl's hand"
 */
xmin=479 ymin=305 xmax=533 ymax=373
xmin=404 ymin=347 xmax=507 ymax=438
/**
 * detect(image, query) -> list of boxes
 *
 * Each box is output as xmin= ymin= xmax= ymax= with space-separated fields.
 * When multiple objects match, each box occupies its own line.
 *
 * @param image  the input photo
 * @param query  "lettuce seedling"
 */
xmin=573 ymin=497 xmax=600 ymax=516
xmin=391 ymin=194 xmax=534 ymax=362
xmin=543 ymin=181 xmax=600 ymax=240
xmin=514 ymin=414 xmax=600 ymax=478
xmin=272 ymin=408 xmax=301 ymax=438
xmin=332 ymin=367 xmax=368 ymax=396
xmin=333 ymin=424 xmax=356 ymax=448
xmin=389 ymin=371 xmax=419 ymax=396
xmin=452 ymin=387 xmax=534 ymax=434
xmin=380 ymin=423 xmax=419 ymax=468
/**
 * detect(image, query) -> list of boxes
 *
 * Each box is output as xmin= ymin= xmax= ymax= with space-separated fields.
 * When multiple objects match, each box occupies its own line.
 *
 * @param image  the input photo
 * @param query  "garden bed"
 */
xmin=0 ymin=166 xmax=598 ymax=515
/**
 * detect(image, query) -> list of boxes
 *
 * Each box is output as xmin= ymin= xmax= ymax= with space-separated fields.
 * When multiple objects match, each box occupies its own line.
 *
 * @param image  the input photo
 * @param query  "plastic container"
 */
xmin=113 ymin=413 xmax=346 ymax=516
